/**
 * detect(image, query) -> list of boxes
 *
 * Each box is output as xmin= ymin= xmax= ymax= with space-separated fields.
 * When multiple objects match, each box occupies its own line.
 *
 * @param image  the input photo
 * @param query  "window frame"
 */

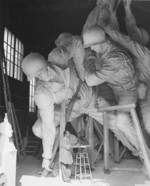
xmin=29 ymin=78 xmax=36 ymax=112
xmin=3 ymin=27 xmax=24 ymax=81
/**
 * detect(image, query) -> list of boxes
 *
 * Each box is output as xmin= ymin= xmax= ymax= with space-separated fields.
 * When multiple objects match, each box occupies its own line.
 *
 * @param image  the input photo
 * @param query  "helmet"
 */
xmin=82 ymin=26 xmax=106 ymax=48
xmin=139 ymin=28 xmax=149 ymax=46
xmin=21 ymin=53 xmax=48 ymax=81
xmin=55 ymin=33 xmax=72 ymax=47
xmin=48 ymin=47 xmax=69 ymax=69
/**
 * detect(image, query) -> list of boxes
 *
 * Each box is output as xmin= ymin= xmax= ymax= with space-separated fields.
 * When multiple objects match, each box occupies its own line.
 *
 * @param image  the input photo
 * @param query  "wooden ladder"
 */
xmin=0 ymin=50 xmax=25 ymax=163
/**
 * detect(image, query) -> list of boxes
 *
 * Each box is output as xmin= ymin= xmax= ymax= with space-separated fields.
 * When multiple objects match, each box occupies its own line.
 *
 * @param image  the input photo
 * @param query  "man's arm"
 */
xmin=97 ymin=0 xmax=114 ymax=28
xmin=82 ymin=0 xmax=114 ymax=34
xmin=71 ymin=36 xmax=85 ymax=81
xmin=85 ymin=57 xmax=117 ymax=86
xmin=123 ymin=0 xmax=142 ymax=43
xmin=104 ymin=26 xmax=149 ymax=61
xmin=85 ymin=70 xmax=107 ymax=86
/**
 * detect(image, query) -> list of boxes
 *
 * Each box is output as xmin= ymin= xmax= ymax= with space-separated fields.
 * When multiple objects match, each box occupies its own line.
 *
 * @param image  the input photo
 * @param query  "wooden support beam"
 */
xmin=93 ymin=120 xmax=104 ymax=139
xmin=97 ymin=103 xmax=135 ymax=112
xmin=98 ymin=103 xmax=150 ymax=178
xmin=93 ymin=120 xmax=104 ymax=163
xmin=88 ymin=117 xmax=94 ymax=169
xmin=60 ymin=101 xmax=66 ymax=139
xmin=130 ymin=108 xmax=150 ymax=180
xmin=114 ymin=137 xmax=120 ymax=163
xmin=59 ymin=101 xmax=66 ymax=179
xmin=103 ymin=111 xmax=110 ymax=174
xmin=49 ymin=129 xmax=60 ymax=168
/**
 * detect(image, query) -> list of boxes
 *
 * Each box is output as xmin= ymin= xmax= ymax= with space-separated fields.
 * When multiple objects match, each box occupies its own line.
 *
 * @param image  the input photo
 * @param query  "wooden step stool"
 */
xmin=74 ymin=145 xmax=92 ymax=181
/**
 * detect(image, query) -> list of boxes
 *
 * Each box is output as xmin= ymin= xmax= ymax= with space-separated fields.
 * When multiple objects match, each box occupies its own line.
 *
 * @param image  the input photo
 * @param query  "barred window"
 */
xmin=3 ymin=27 xmax=24 ymax=81
xmin=29 ymin=79 xmax=36 ymax=112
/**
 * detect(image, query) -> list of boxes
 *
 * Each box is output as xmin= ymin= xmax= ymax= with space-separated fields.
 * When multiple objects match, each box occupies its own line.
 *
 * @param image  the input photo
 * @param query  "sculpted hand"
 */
xmin=113 ymin=0 xmax=121 ymax=11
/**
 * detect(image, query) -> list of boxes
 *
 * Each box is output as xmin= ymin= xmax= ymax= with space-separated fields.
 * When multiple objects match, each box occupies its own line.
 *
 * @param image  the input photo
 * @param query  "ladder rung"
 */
xmin=75 ymin=163 xmax=90 ymax=166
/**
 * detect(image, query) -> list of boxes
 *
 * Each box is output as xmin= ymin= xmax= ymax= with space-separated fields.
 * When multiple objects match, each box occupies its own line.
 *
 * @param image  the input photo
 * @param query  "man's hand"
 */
xmin=42 ymin=158 xmax=52 ymax=172
xmin=138 ymin=82 xmax=147 ymax=99
xmin=113 ymin=0 xmax=121 ymax=11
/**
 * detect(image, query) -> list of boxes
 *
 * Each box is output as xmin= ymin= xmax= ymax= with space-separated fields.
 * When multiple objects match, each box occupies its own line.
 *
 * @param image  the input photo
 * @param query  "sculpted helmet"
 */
xmin=82 ymin=26 xmax=106 ymax=48
xmin=21 ymin=53 xmax=47 ymax=81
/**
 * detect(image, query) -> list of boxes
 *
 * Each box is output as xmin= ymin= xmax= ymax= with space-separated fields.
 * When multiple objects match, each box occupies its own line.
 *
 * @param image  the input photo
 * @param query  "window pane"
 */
xmin=3 ymin=28 xmax=24 ymax=81
xmin=4 ymin=28 xmax=8 ymax=42
xmin=11 ymin=34 xmax=14 ymax=47
xmin=18 ymin=53 xmax=21 ymax=64
xmin=7 ymin=45 xmax=11 ymax=54
xmin=14 ymin=65 xmax=17 ymax=79
xmin=11 ymin=47 xmax=14 ymax=56
xmin=15 ymin=51 xmax=18 ymax=61
xmin=19 ymin=41 xmax=21 ymax=53
xmin=3 ymin=42 xmax=7 ymax=53
xmin=15 ymin=38 xmax=19 ymax=51
xmin=7 ymin=60 xmax=10 ymax=75
xmin=14 ymin=57 xmax=17 ymax=66
xmin=7 ymin=52 xmax=11 ymax=61
xmin=3 ymin=61 xmax=6 ymax=73
xmin=11 ymin=53 xmax=14 ymax=62
xmin=8 ymin=31 xmax=11 ymax=45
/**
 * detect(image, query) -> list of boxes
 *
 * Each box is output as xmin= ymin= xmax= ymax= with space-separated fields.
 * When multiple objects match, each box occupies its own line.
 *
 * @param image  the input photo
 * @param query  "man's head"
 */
xmin=55 ymin=33 xmax=72 ymax=47
xmin=48 ymin=47 xmax=70 ymax=69
xmin=21 ymin=53 xmax=48 ymax=81
xmin=82 ymin=26 xmax=106 ymax=49
xmin=64 ymin=130 xmax=71 ymax=138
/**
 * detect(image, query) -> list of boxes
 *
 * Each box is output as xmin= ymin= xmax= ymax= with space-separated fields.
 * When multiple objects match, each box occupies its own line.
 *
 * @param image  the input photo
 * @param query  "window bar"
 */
xmin=11 ymin=34 xmax=14 ymax=77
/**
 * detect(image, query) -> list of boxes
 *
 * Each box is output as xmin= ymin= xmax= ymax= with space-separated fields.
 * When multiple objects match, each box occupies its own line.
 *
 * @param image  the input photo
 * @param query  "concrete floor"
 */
xmin=16 ymin=156 xmax=149 ymax=186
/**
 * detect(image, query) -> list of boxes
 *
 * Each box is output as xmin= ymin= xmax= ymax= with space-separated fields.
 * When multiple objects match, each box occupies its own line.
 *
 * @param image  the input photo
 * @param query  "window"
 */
xmin=3 ymin=27 xmax=24 ymax=81
xmin=3 ymin=27 xmax=36 ymax=112
xmin=29 ymin=79 xmax=36 ymax=112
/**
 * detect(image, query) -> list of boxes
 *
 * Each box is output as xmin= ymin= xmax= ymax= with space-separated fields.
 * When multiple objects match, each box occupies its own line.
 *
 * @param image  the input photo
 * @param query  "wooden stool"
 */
xmin=74 ymin=145 xmax=92 ymax=181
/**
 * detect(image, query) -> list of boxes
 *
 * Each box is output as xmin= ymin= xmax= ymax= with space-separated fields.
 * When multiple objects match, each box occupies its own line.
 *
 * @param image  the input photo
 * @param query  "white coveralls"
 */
xmin=84 ymin=39 xmax=144 ymax=157
xmin=104 ymin=26 xmax=150 ymax=135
